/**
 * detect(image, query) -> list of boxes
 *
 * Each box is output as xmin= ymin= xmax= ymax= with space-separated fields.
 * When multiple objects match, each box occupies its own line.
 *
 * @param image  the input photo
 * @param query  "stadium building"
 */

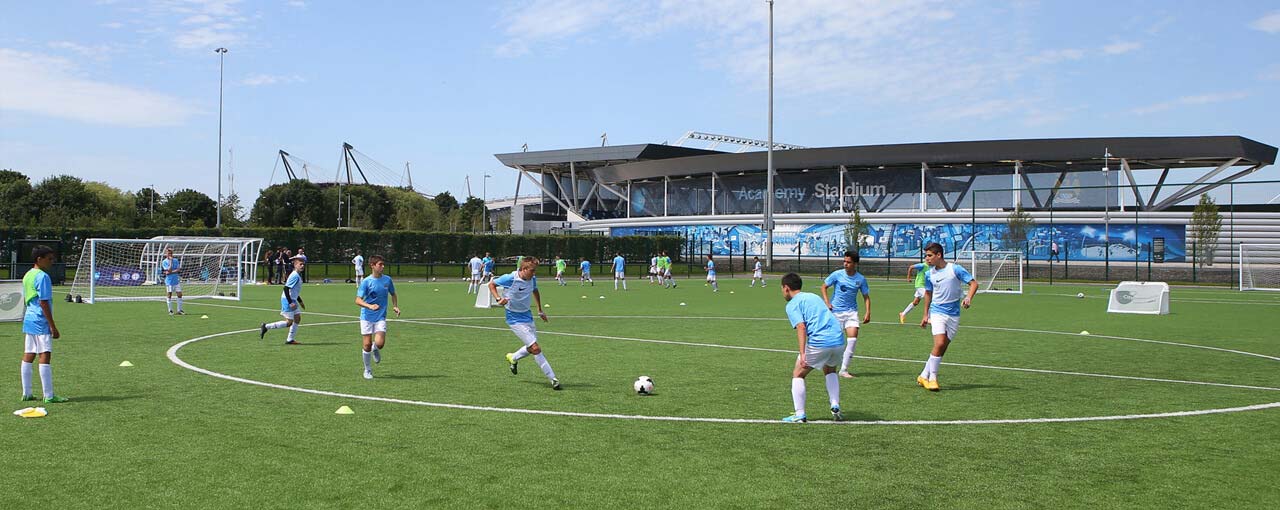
xmin=494 ymin=136 xmax=1278 ymax=267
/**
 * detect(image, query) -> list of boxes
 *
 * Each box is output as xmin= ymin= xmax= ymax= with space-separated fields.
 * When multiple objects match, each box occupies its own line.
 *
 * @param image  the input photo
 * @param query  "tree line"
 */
xmin=0 ymin=169 xmax=490 ymax=232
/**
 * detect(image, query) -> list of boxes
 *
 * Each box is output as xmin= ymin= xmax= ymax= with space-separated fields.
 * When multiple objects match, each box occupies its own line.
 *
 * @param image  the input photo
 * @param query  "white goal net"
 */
xmin=69 ymin=238 xmax=261 ymax=303
xmin=958 ymin=250 xmax=1023 ymax=294
xmin=1239 ymin=243 xmax=1280 ymax=292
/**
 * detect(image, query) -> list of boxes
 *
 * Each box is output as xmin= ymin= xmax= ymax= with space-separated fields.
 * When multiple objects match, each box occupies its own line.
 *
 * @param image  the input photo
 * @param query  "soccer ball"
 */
xmin=634 ymin=376 xmax=654 ymax=395
xmin=1077 ymin=292 xmax=1085 ymax=299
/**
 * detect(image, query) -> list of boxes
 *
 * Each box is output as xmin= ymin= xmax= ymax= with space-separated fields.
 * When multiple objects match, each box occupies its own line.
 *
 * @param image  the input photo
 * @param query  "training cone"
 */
xmin=335 ymin=406 xmax=355 ymax=415
xmin=679 ymin=302 xmax=687 ymax=306
xmin=200 ymin=315 xmax=210 ymax=319
xmin=729 ymin=291 xmax=735 ymax=294
xmin=434 ymin=289 xmax=439 ymax=292
xmin=1080 ymin=331 xmax=1090 ymax=335
xmin=544 ymin=304 xmax=551 ymax=308
xmin=14 ymin=407 xmax=48 ymax=418
xmin=581 ymin=295 xmax=587 ymax=299
xmin=119 ymin=361 xmax=133 ymax=367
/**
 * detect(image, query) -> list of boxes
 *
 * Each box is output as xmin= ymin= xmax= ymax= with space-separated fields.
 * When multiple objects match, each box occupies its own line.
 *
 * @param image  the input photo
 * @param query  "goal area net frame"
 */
xmin=957 ymin=249 xmax=1023 ymax=294
xmin=1239 ymin=243 xmax=1280 ymax=292
xmin=70 ymin=237 xmax=263 ymax=303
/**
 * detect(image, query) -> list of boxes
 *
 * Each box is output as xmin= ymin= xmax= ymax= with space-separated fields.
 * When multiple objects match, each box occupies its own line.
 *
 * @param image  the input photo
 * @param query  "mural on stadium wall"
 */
xmin=612 ymin=222 xmax=1186 ymax=262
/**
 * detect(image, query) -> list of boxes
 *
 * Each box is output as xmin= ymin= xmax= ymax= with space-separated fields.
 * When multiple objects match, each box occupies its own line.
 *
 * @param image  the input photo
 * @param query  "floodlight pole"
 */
xmin=215 ymin=47 xmax=228 ymax=229
xmin=149 ymin=183 xmax=155 ymax=220
xmin=483 ymin=174 xmax=492 ymax=232
xmin=764 ymin=0 xmax=775 ymax=271
xmin=1103 ymin=148 xmax=1111 ymax=269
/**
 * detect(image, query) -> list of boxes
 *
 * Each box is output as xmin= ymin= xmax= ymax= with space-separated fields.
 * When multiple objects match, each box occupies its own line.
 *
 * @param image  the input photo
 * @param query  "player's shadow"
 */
xmin=938 ymin=383 xmax=1014 ymax=392
xmin=377 ymin=374 xmax=442 ymax=380
xmin=521 ymin=380 xmax=597 ymax=389
xmin=67 ymin=395 xmax=141 ymax=403
xmin=286 ymin=342 xmax=343 ymax=346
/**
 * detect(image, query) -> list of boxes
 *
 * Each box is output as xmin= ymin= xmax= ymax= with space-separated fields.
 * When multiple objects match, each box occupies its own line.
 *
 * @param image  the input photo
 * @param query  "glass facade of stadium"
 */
xmin=495 ymin=137 xmax=1279 ymax=282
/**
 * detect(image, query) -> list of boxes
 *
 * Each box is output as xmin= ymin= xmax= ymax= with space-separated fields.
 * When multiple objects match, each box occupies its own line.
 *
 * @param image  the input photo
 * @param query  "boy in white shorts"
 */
xmin=260 ymin=256 xmax=307 ymax=344
xmin=352 ymin=252 xmax=365 ymax=286
xmin=661 ymin=251 xmax=675 ymax=288
xmin=899 ymin=261 xmax=928 ymax=323
xmin=20 ymin=245 xmax=68 ymax=403
xmin=821 ymin=251 xmax=871 ymax=378
xmin=705 ymin=254 xmax=718 ymax=292
xmin=356 ymin=255 xmax=400 ymax=379
xmin=161 ymin=247 xmax=185 ymax=315
xmin=780 ymin=272 xmax=845 ymax=423
xmin=750 ymin=256 xmax=766 ymax=287
xmin=493 ymin=257 xmax=560 ymax=390
xmin=917 ymin=242 xmax=977 ymax=391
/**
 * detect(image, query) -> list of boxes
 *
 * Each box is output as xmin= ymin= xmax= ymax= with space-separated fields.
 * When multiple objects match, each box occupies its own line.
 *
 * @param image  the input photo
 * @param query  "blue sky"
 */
xmin=2 ymin=0 xmax=1279 ymax=207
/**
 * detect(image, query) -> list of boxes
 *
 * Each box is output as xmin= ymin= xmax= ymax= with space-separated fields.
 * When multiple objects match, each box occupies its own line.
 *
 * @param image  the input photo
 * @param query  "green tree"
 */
xmin=29 ymin=175 xmax=96 ymax=228
xmin=1189 ymin=193 xmax=1222 ymax=267
xmin=433 ymin=191 xmax=460 ymax=214
xmin=385 ymin=187 xmax=443 ymax=231
xmin=164 ymin=189 xmax=218 ymax=227
xmin=1005 ymin=205 xmax=1035 ymax=251
xmin=843 ymin=204 xmax=870 ymax=253
xmin=219 ymin=191 xmax=247 ymax=227
xmin=459 ymin=196 xmax=487 ymax=233
xmin=0 ymin=169 xmax=32 ymax=225
xmin=249 ymin=180 xmax=327 ymax=227
xmin=84 ymin=181 xmax=137 ymax=227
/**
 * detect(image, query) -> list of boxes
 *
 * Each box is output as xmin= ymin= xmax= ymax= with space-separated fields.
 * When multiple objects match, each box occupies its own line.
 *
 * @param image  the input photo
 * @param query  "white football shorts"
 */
xmin=166 ymin=284 xmax=182 ymax=293
xmin=509 ymin=321 xmax=539 ymax=347
xmin=706 ymin=273 xmax=717 ymax=282
xmin=24 ymin=333 xmax=53 ymax=354
xmin=615 ymin=271 xmax=626 ymax=279
xmin=799 ymin=344 xmax=844 ymax=369
xmin=929 ymin=313 xmax=959 ymax=340
xmin=834 ymin=310 xmax=861 ymax=330
xmin=914 ymin=288 xmax=927 ymax=299
xmin=279 ymin=310 xmax=300 ymax=320
xmin=360 ymin=319 xmax=387 ymax=335
xmin=355 ymin=270 xmax=364 ymax=278
xmin=753 ymin=270 xmax=762 ymax=278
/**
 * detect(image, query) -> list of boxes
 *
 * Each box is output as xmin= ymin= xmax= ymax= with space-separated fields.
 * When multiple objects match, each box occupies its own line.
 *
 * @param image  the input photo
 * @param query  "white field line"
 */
xmin=169 ymin=308 xmax=1280 ymax=425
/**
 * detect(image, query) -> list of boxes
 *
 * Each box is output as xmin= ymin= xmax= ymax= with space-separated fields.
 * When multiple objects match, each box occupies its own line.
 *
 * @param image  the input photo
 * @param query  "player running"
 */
xmin=705 ymin=254 xmax=718 ymax=292
xmin=780 ymin=273 xmax=846 ymax=423
xmin=161 ymin=247 xmax=185 ymax=315
xmin=260 ymin=255 xmax=307 ymax=345
xmin=899 ymin=260 xmax=928 ymax=323
xmin=554 ymin=255 xmax=568 ymax=286
xmin=821 ymin=251 xmax=871 ymax=378
xmin=20 ymin=245 xmax=68 ymax=404
xmin=660 ymin=251 xmax=676 ymax=288
xmin=355 ymin=255 xmax=400 ymax=379
xmin=493 ymin=257 xmax=560 ymax=390
xmin=579 ymin=257 xmax=593 ymax=286
xmin=917 ymin=242 xmax=978 ymax=391
xmin=750 ymin=256 xmax=766 ymax=287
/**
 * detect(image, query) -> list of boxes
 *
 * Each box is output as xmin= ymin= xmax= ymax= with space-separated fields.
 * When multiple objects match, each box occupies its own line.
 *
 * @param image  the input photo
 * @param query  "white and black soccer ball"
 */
xmin=633 ymin=376 xmax=654 ymax=395
xmin=1077 ymin=292 xmax=1085 ymax=299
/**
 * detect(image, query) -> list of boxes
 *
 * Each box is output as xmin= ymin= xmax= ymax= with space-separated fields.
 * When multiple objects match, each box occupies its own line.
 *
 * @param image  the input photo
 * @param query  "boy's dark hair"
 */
xmin=368 ymin=255 xmax=384 ymax=266
xmin=32 ymin=245 xmax=55 ymax=261
xmin=924 ymin=242 xmax=944 ymax=256
xmin=781 ymin=272 xmax=802 ymax=290
xmin=843 ymin=250 xmax=859 ymax=263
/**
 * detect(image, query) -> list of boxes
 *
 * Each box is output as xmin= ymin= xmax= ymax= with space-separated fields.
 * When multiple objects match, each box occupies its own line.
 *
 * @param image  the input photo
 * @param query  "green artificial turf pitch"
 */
xmin=3 ymin=275 xmax=1279 ymax=508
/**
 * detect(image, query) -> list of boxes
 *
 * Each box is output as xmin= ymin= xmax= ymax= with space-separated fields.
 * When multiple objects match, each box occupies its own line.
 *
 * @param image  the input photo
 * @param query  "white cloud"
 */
xmin=102 ymin=21 xmax=125 ymax=29
xmin=495 ymin=0 xmax=619 ymax=57
xmin=1028 ymin=48 xmax=1086 ymax=64
xmin=48 ymin=41 xmax=115 ymax=59
xmin=181 ymin=14 xmax=214 ymax=25
xmin=1130 ymin=91 xmax=1249 ymax=115
xmin=241 ymin=73 xmax=305 ymax=86
xmin=1102 ymin=41 xmax=1141 ymax=55
xmin=173 ymin=25 xmax=244 ymax=49
xmin=0 ymin=48 xmax=199 ymax=127
xmin=1251 ymin=10 xmax=1280 ymax=33
xmin=287 ymin=0 xmax=306 ymax=7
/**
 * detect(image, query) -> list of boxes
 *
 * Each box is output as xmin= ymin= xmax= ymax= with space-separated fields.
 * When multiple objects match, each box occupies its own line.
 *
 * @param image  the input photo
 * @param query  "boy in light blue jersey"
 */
xmin=899 ymin=261 xmax=929 ymax=324
xmin=482 ymin=252 xmax=495 ymax=280
xmin=780 ymin=273 xmax=845 ymax=423
xmin=612 ymin=252 xmax=627 ymax=291
xmin=917 ymin=242 xmax=978 ymax=391
xmin=750 ymin=256 xmax=766 ymax=287
xmin=492 ymin=257 xmax=559 ymax=390
xmin=355 ymin=255 xmax=400 ymax=379
xmin=260 ymin=256 xmax=307 ymax=344
xmin=579 ymin=257 xmax=593 ymax=286
xmin=161 ymin=247 xmax=185 ymax=315
xmin=820 ymin=251 xmax=871 ymax=378
xmin=704 ymin=255 xmax=718 ymax=292
xmin=19 ymin=245 xmax=67 ymax=403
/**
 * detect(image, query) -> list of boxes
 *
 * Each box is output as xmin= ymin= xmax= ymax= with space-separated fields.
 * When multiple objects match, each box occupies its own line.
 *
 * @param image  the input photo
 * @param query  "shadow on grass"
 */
xmin=67 ymin=395 xmax=142 ymax=403
xmin=377 ymin=374 xmax=444 ymax=380
xmin=936 ymin=383 xmax=1016 ymax=392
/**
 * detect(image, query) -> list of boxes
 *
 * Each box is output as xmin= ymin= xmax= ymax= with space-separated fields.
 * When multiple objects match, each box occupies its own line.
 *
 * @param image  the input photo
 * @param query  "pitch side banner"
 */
xmin=0 ymin=281 xmax=22 ymax=322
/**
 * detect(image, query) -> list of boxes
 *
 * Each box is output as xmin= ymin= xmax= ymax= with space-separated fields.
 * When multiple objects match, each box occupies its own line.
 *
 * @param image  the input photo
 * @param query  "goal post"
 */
xmin=958 ymin=250 xmax=1023 ymax=294
xmin=1239 ymin=243 xmax=1280 ymax=292
xmin=69 ymin=238 xmax=261 ymax=303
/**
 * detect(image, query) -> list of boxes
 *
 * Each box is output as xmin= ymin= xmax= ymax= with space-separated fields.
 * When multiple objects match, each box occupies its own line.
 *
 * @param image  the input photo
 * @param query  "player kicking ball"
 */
xmin=780 ymin=273 xmax=845 ymax=423
xmin=493 ymin=257 xmax=560 ymax=390
xmin=899 ymin=260 xmax=928 ymax=324
xmin=260 ymin=255 xmax=307 ymax=344
xmin=917 ymin=242 xmax=977 ymax=391
xmin=355 ymin=255 xmax=400 ymax=379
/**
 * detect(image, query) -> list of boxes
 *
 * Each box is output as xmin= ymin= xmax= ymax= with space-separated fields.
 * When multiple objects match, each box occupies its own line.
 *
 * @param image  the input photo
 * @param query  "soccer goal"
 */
xmin=69 ymin=238 xmax=262 ymax=303
xmin=1239 ymin=243 xmax=1280 ymax=291
xmin=959 ymin=250 xmax=1023 ymax=294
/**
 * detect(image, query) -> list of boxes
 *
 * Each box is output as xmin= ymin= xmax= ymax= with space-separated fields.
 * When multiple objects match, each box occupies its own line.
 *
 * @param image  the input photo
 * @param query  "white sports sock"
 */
xmin=166 ymin=299 xmax=173 ymax=313
xmin=825 ymin=372 xmax=840 ymax=407
xmin=533 ymin=353 xmax=556 ymax=381
xmin=266 ymin=321 xmax=289 ymax=330
xmin=925 ymin=355 xmax=942 ymax=379
xmin=614 ymin=279 xmax=618 ymax=290
xmin=362 ymin=350 xmax=372 ymax=371
xmin=512 ymin=346 xmax=530 ymax=361
xmin=841 ymin=337 xmax=858 ymax=372
xmin=39 ymin=363 xmax=53 ymax=400
xmin=287 ymin=323 xmax=298 ymax=342
xmin=371 ymin=343 xmax=381 ymax=363
xmin=712 ymin=281 xmax=718 ymax=291
xmin=622 ymin=280 xmax=627 ymax=290
xmin=903 ymin=303 xmax=915 ymax=315
xmin=791 ymin=377 xmax=806 ymax=416
xmin=20 ymin=361 xmax=32 ymax=397
xmin=177 ymin=298 xmax=184 ymax=312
